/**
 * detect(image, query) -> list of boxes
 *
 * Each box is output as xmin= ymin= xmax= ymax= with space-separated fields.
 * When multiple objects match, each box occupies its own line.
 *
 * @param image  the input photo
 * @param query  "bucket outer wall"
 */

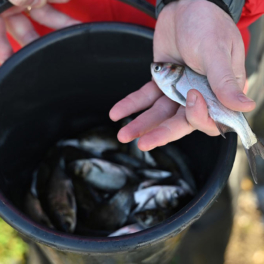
xmin=0 ymin=23 xmax=237 ymax=264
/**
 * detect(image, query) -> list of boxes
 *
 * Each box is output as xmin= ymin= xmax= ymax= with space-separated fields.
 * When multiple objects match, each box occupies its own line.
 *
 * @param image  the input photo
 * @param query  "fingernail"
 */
xmin=238 ymin=93 xmax=254 ymax=103
xmin=187 ymin=93 xmax=197 ymax=107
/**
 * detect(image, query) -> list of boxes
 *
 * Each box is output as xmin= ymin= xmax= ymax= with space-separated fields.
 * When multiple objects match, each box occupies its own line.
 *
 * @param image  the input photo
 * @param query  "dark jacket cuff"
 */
xmin=220 ymin=0 xmax=245 ymax=23
xmin=156 ymin=0 xmax=245 ymax=23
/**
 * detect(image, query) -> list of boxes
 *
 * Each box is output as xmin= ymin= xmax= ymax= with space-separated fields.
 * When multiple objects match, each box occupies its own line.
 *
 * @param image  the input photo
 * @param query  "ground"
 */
xmin=225 ymin=178 xmax=264 ymax=264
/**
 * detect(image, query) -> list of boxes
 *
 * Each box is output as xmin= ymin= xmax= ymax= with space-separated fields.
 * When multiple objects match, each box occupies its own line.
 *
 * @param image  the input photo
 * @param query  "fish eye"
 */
xmin=154 ymin=65 xmax=162 ymax=72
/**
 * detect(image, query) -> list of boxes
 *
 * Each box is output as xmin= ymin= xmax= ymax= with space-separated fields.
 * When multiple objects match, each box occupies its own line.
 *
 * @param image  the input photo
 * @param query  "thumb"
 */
xmin=205 ymin=51 xmax=255 ymax=113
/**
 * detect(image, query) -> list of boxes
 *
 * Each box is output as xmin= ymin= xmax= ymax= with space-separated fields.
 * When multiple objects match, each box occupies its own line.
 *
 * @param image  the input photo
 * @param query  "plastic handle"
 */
xmin=0 ymin=0 xmax=13 ymax=13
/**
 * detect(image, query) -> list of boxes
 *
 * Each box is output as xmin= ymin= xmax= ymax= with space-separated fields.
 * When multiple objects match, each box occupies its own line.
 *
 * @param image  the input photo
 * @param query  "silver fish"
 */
xmin=128 ymin=138 xmax=157 ymax=167
xmin=108 ymin=224 xmax=144 ymax=237
xmin=46 ymin=160 xmax=77 ymax=233
xmin=133 ymin=186 xmax=182 ymax=213
xmin=87 ymin=185 xmax=135 ymax=231
xmin=24 ymin=192 xmax=54 ymax=229
xmin=68 ymin=158 xmax=129 ymax=192
xmin=24 ymin=172 xmax=54 ymax=229
xmin=57 ymin=127 xmax=120 ymax=157
xmin=102 ymin=150 xmax=144 ymax=169
xmin=138 ymin=179 xmax=158 ymax=190
xmin=137 ymin=169 xmax=172 ymax=179
xmin=151 ymin=62 xmax=264 ymax=183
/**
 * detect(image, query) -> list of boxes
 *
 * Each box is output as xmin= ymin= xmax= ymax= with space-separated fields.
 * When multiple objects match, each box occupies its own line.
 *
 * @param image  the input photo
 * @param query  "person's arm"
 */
xmin=0 ymin=0 xmax=80 ymax=64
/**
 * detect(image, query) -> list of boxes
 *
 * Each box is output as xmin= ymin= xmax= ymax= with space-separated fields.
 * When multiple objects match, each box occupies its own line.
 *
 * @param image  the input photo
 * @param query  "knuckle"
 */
xmin=219 ymin=73 xmax=236 ymax=85
xmin=154 ymin=101 xmax=173 ymax=118
xmin=217 ymin=73 xmax=238 ymax=91
xmin=160 ymin=124 xmax=172 ymax=135
xmin=182 ymin=116 xmax=195 ymax=134
xmin=139 ymin=87 xmax=154 ymax=105
xmin=186 ymin=110 xmax=199 ymax=127
xmin=124 ymin=94 xmax=137 ymax=109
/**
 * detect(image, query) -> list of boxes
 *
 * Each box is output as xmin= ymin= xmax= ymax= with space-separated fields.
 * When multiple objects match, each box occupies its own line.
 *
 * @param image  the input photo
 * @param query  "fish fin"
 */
xmin=171 ymin=84 xmax=186 ymax=106
xmin=214 ymin=122 xmax=235 ymax=139
xmin=215 ymin=122 xmax=226 ymax=138
xmin=244 ymin=140 xmax=264 ymax=184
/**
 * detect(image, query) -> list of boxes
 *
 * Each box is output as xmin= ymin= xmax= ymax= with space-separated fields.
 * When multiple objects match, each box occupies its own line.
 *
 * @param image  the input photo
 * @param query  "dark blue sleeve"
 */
xmin=156 ymin=0 xmax=245 ymax=23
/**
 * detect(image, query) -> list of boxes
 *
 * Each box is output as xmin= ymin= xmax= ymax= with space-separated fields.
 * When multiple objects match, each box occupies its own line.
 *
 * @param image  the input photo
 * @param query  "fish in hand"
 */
xmin=151 ymin=62 xmax=264 ymax=184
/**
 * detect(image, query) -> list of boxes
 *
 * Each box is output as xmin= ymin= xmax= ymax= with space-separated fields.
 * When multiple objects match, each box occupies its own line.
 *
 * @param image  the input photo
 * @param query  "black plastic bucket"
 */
xmin=0 ymin=23 xmax=237 ymax=264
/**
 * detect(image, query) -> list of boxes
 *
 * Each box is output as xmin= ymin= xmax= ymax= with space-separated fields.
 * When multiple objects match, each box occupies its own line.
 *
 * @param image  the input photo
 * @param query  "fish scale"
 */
xmin=151 ymin=62 xmax=264 ymax=183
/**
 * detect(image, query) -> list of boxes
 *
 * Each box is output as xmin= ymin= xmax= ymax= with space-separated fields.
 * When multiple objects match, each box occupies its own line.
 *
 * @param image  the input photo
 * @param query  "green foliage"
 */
xmin=0 ymin=217 xmax=28 ymax=264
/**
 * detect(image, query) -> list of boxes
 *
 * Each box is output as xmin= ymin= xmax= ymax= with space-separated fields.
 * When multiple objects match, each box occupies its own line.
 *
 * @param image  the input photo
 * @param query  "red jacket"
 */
xmin=8 ymin=0 xmax=264 ymax=53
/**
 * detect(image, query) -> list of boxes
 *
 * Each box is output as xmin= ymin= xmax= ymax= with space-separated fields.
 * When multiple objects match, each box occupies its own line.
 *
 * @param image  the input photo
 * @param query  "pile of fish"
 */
xmin=24 ymin=121 xmax=196 ymax=237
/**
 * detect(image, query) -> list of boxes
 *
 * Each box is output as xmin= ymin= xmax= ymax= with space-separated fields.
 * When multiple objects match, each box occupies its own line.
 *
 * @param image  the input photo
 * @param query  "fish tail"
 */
xmin=244 ymin=139 xmax=264 ymax=184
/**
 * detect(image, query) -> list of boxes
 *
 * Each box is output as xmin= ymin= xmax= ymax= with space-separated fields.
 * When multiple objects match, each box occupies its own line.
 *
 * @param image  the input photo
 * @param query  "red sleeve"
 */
xmin=237 ymin=0 xmax=264 ymax=29
xmin=236 ymin=0 xmax=264 ymax=53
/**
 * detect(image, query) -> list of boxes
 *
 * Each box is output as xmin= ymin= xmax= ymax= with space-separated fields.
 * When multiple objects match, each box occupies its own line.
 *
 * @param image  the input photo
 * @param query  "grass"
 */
xmin=0 ymin=217 xmax=28 ymax=264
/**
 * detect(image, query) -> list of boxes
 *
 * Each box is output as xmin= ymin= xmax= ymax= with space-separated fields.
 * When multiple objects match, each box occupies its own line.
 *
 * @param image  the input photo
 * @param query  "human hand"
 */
xmin=0 ymin=0 xmax=80 ymax=63
xmin=110 ymin=0 xmax=256 ymax=151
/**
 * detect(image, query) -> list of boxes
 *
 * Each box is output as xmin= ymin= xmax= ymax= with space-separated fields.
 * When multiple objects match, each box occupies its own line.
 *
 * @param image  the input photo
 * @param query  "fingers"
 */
xmin=135 ymin=90 xmax=220 ymax=152
xmin=185 ymin=89 xmax=219 ymax=136
xmin=137 ymin=106 xmax=194 ymax=151
xmin=30 ymin=4 xmax=80 ymax=29
xmin=0 ymin=18 xmax=13 ymax=63
xmin=4 ymin=13 xmax=39 ymax=46
xmin=204 ymin=47 xmax=255 ymax=113
xmin=117 ymin=95 xmax=179 ymax=143
xmin=114 ymin=85 xmax=220 ymax=152
xmin=109 ymin=81 xmax=163 ymax=122
xmin=9 ymin=0 xmax=46 ymax=8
